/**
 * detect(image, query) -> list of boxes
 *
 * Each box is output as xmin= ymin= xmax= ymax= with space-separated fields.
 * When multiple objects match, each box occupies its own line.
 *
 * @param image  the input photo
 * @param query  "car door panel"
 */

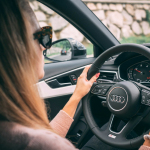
xmin=37 ymin=81 xmax=76 ymax=99
xmin=38 ymin=58 xmax=95 ymax=121
xmin=44 ymin=95 xmax=72 ymax=120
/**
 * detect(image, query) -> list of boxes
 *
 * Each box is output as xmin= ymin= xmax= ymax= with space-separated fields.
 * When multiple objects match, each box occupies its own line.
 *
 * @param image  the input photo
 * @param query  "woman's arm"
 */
xmin=139 ymin=134 xmax=150 ymax=150
xmin=50 ymin=110 xmax=74 ymax=137
xmin=62 ymin=65 xmax=100 ymax=118
xmin=50 ymin=65 xmax=100 ymax=137
xmin=139 ymin=145 xmax=150 ymax=150
xmin=143 ymin=139 xmax=150 ymax=147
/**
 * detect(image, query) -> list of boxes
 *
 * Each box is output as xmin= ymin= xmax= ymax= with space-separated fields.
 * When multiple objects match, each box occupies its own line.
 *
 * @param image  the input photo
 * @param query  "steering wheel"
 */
xmin=83 ymin=44 xmax=150 ymax=149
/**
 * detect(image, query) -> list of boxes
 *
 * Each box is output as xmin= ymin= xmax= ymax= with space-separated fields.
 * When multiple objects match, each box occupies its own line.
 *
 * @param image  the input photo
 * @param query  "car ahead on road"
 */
xmin=36 ymin=0 xmax=150 ymax=149
xmin=61 ymin=49 xmax=67 ymax=55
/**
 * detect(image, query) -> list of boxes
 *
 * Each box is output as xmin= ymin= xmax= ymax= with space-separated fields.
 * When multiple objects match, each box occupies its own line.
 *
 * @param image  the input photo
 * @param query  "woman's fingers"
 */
xmin=80 ymin=66 xmax=100 ymax=83
xmin=89 ymin=73 xmax=100 ymax=84
xmin=73 ymin=69 xmax=100 ymax=100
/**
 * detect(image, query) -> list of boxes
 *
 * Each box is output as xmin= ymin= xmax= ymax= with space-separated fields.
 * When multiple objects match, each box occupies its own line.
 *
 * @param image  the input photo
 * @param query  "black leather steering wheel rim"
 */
xmin=83 ymin=44 xmax=150 ymax=149
xmin=87 ymin=44 xmax=150 ymax=80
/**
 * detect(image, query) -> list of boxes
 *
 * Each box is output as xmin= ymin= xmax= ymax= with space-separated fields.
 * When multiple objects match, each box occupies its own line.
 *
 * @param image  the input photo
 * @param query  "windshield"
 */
xmin=82 ymin=0 xmax=150 ymax=44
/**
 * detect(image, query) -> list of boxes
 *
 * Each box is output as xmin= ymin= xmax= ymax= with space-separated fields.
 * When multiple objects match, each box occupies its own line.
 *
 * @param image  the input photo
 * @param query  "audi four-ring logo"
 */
xmin=110 ymin=95 xmax=125 ymax=104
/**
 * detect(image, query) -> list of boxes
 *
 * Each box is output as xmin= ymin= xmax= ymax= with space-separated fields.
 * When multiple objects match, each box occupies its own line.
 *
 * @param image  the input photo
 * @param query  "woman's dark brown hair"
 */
xmin=0 ymin=0 xmax=52 ymax=130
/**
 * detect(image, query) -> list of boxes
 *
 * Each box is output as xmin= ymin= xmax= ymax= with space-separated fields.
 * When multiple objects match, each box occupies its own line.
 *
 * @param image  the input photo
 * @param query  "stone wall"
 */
xmin=29 ymin=0 xmax=150 ymax=43
xmin=86 ymin=3 xmax=150 ymax=40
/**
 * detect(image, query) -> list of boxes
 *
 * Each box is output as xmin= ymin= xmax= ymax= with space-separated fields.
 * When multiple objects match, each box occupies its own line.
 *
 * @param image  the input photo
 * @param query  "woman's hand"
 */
xmin=73 ymin=65 xmax=100 ymax=100
xmin=62 ymin=65 xmax=100 ymax=118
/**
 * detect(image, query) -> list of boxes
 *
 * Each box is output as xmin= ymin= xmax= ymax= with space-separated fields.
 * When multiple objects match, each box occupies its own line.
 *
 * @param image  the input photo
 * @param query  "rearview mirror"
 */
xmin=44 ymin=38 xmax=87 ymax=62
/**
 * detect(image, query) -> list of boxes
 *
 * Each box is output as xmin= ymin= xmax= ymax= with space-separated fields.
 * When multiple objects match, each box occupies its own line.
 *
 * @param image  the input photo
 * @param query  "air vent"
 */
xmin=98 ymin=72 xmax=117 ymax=81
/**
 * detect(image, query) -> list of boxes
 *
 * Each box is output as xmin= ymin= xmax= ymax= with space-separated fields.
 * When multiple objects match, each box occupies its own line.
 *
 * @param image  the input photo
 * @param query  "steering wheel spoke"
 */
xmin=94 ymin=114 xmax=143 ymax=148
xmin=133 ymin=81 xmax=150 ymax=107
xmin=91 ymin=82 xmax=115 ymax=96
xmin=119 ymin=116 xmax=143 ymax=137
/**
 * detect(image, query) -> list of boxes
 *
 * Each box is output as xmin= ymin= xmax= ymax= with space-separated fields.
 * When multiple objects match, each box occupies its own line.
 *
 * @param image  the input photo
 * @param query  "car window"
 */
xmin=29 ymin=0 xmax=93 ymax=63
xmin=83 ymin=0 xmax=150 ymax=44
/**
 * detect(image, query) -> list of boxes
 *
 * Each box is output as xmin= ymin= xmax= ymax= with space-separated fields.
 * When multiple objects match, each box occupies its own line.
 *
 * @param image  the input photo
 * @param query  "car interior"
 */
xmin=36 ymin=0 xmax=150 ymax=149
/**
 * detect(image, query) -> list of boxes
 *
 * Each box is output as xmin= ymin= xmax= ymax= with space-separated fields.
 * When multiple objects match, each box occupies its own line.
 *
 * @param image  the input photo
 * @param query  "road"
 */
xmin=47 ymin=52 xmax=93 ymax=62
xmin=51 ymin=52 xmax=72 ymax=61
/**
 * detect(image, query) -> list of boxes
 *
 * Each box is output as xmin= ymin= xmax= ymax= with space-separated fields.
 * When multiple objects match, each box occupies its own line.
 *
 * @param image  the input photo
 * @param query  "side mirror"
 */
xmin=44 ymin=38 xmax=87 ymax=62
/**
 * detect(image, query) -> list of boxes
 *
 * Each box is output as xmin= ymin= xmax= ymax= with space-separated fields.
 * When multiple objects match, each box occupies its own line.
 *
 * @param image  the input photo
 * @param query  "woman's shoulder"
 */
xmin=0 ymin=121 xmax=77 ymax=150
xmin=0 ymin=121 xmax=31 ymax=150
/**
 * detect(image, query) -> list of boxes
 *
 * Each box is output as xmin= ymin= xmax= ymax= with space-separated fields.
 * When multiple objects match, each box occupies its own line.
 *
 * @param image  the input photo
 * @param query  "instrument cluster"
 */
xmin=127 ymin=61 xmax=150 ymax=83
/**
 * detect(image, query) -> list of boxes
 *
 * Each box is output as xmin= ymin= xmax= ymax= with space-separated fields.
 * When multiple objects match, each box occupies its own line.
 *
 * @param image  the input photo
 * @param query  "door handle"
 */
xmin=47 ymin=79 xmax=72 ymax=88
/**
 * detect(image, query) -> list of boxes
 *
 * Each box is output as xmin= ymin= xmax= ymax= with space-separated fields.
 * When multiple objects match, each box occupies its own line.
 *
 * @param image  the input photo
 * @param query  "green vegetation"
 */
xmin=85 ymin=43 xmax=93 ymax=55
xmin=53 ymin=40 xmax=71 ymax=51
xmin=120 ymin=36 xmax=150 ymax=44
xmin=146 ymin=10 xmax=150 ymax=25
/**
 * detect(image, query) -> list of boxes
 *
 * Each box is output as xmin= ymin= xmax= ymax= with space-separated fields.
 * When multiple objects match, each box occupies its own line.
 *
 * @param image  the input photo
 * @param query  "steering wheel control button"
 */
xmin=92 ymin=87 xmax=103 ymax=94
xmin=146 ymin=99 xmax=150 ymax=105
xmin=107 ymin=81 xmax=140 ymax=118
xmin=91 ymin=84 xmax=112 ymax=96
xmin=141 ymin=99 xmax=146 ymax=104
xmin=101 ymin=101 xmax=107 ymax=107
xmin=101 ymin=89 xmax=107 ymax=95
xmin=141 ymin=89 xmax=150 ymax=106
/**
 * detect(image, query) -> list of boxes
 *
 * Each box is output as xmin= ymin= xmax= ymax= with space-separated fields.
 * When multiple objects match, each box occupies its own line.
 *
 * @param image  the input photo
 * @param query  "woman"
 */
xmin=0 ymin=0 xmax=99 ymax=149
xmin=0 ymin=0 xmax=149 ymax=150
